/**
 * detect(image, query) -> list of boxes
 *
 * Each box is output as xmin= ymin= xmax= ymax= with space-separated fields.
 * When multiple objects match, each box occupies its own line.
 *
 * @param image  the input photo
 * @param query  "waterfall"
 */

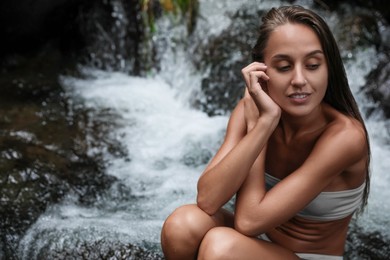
xmin=17 ymin=0 xmax=389 ymax=258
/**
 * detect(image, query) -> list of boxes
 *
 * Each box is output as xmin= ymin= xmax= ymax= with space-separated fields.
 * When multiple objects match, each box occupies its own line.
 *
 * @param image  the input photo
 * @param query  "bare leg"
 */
xmin=160 ymin=204 xmax=234 ymax=260
xmin=198 ymin=227 xmax=299 ymax=260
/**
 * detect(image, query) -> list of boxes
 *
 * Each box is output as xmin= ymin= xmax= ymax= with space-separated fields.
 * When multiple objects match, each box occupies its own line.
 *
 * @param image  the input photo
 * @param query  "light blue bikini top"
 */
xmin=265 ymin=173 xmax=365 ymax=221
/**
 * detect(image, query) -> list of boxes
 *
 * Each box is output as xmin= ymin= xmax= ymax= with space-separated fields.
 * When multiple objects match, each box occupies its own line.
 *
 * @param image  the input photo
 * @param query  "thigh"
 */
xmin=198 ymin=227 xmax=299 ymax=260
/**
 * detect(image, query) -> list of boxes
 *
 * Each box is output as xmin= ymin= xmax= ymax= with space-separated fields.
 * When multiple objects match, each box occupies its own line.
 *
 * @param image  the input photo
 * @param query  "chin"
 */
xmin=281 ymin=105 xmax=319 ymax=118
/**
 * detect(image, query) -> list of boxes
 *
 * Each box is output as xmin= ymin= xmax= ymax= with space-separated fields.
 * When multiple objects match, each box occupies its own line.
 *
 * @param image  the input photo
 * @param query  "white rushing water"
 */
xmin=18 ymin=0 xmax=390 ymax=258
xmin=18 ymin=70 xmax=228 ymax=257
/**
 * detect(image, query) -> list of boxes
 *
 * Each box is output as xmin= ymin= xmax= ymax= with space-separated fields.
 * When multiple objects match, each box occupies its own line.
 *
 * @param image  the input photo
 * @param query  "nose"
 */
xmin=291 ymin=66 xmax=307 ymax=87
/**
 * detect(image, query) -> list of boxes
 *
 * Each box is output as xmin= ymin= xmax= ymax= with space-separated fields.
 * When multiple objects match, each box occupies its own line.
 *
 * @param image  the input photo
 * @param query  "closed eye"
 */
xmin=307 ymin=64 xmax=320 ymax=70
xmin=277 ymin=65 xmax=291 ymax=72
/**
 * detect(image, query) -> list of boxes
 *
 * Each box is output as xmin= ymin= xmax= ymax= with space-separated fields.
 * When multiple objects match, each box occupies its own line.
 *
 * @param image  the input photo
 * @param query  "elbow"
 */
xmin=234 ymin=214 xmax=266 ymax=237
xmin=196 ymin=193 xmax=218 ymax=215
xmin=196 ymin=180 xmax=219 ymax=215
xmin=234 ymin=218 xmax=255 ymax=236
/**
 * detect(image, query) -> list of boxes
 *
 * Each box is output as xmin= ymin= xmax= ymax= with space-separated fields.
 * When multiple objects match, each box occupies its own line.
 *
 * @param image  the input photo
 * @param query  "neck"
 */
xmin=278 ymin=103 xmax=327 ymax=144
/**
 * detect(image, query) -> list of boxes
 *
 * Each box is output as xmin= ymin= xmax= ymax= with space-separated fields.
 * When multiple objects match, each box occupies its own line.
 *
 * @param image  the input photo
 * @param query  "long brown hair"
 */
xmin=252 ymin=5 xmax=371 ymax=212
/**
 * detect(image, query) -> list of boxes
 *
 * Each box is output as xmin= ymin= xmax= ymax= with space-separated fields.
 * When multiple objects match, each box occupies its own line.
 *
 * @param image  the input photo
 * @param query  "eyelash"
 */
xmin=307 ymin=64 xmax=320 ymax=70
xmin=277 ymin=66 xmax=291 ymax=72
xmin=276 ymin=64 xmax=320 ymax=72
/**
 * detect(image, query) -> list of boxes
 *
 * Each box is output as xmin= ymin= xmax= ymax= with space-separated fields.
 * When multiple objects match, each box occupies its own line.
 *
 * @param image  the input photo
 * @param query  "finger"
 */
xmin=241 ymin=62 xmax=267 ymax=76
xmin=243 ymin=68 xmax=268 ymax=91
xmin=244 ymin=62 xmax=267 ymax=71
xmin=248 ymin=71 xmax=270 ymax=94
xmin=249 ymin=72 xmax=262 ymax=97
xmin=241 ymin=62 xmax=267 ymax=87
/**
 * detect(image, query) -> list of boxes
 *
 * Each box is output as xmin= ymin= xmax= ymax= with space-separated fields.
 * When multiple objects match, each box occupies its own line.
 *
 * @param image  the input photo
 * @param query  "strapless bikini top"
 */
xmin=265 ymin=173 xmax=365 ymax=221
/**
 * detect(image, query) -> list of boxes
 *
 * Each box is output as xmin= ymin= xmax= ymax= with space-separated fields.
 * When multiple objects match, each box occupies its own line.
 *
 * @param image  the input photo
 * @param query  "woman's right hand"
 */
xmin=241 ymin=62 xmax=281 ymax=131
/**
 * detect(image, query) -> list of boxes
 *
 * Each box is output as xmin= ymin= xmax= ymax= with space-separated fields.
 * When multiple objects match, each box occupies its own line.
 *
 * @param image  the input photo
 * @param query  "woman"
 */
xmin=161 ymin=5 xmax=370 ymax=260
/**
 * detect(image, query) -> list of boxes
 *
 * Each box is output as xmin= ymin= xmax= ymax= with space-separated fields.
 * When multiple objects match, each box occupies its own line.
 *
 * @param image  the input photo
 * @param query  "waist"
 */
xmin=265 ymin=215 xmax=351 ymax=255
xmin=259 ymin=234 xmax=343 ymax=259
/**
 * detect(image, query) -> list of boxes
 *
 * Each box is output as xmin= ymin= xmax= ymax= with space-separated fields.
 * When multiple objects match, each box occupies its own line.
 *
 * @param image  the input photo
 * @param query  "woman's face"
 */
xmin=263 ymin=23 xmax=328 ymax=117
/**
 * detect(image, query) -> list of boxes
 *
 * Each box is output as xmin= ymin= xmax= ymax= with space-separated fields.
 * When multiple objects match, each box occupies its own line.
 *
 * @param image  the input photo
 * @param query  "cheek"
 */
xmin=265 ymin=73 xmax=287 ymax=96
xmin=318 ymin=66 xmax=329 ymax=87
xmin=312 ymin=72 xmax=328 ymax=93
xmin=265 ymin=81 xmax=284 ymax=103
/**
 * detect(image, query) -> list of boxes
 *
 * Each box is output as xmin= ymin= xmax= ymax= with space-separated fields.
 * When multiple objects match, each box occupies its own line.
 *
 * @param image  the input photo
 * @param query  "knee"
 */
xmin=161 ymin=204 xmax=215 ymax=258
xmin=198 ymin=227 xmax=238 ymax=260
xmin=161 ymin=204 xmax=206 ymax=244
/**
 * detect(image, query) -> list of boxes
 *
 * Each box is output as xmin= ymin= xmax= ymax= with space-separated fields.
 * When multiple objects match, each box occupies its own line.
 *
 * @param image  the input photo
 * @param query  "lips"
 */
xmin=288 ymin=92 xmax=311 ymax=103
xmin=288 ymin=93 xmax=310 ymax=99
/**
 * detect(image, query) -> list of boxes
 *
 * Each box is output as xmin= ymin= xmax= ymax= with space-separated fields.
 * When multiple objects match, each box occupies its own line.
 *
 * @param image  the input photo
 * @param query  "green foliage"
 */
xmin=142 ymin=0 xmax=199 ymax=34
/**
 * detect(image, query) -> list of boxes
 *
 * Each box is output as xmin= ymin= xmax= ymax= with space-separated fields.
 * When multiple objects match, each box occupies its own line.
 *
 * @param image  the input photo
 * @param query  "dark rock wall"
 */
xmin=0 ymin=0 xmax=145 ymax=74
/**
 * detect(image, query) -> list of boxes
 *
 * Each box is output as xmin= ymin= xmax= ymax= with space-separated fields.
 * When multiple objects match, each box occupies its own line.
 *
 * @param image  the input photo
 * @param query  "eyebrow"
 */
xmin=271 ymin=50 xmax=324 ymax=60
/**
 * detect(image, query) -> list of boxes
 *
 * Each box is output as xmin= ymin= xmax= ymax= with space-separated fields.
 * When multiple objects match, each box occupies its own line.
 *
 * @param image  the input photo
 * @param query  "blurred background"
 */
xmin=0 ymin=0 xmax=389 ymax=259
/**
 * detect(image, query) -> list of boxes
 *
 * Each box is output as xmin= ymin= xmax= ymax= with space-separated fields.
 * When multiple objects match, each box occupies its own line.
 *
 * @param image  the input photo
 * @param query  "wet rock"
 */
xmin=332 ymin=9 xmax=381 ymax=52
xmin=193 ymin=9 xmax=265 ymax=116
xmin=346 ymin=220 xmax=390 ymax=259
xmin=41 ymin=240 xmax=163 ymax=260
xmin=312 ymin=0 xmax=390 ymax=24
xmin=362 ymin=53 xmax=390 ymax=118
xmin=323 ymin=5 xmax=390 ymax=119
xmin=76 ymin=0 xmax=147 ymax=73
xmin=0 ymin=53 xmax=126 ymax=258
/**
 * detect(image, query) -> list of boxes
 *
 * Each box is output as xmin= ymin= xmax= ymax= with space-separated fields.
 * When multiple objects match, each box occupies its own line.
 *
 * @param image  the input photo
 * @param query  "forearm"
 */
xmin=197 ymin=117 xmax=275 ymax=215
xmin=234 ymin=151 xmax=268 ymax=235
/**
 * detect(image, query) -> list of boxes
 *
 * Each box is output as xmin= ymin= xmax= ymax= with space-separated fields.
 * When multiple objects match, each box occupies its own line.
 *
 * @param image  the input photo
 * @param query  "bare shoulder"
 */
xmin=318 ymin=104 xmax=368 ymax=169
xmin=323 ymin=104 xmax=367 ymax=145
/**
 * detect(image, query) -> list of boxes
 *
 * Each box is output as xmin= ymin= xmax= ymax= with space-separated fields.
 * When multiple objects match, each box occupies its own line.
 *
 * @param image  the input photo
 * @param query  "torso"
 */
xmin=264 ymin=103 xmax=367 ymax=255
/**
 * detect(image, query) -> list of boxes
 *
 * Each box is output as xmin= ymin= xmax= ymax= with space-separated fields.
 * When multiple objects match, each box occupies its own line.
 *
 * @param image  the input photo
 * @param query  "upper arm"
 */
xmin=234 ymin=121 xmax=368 ymax=236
